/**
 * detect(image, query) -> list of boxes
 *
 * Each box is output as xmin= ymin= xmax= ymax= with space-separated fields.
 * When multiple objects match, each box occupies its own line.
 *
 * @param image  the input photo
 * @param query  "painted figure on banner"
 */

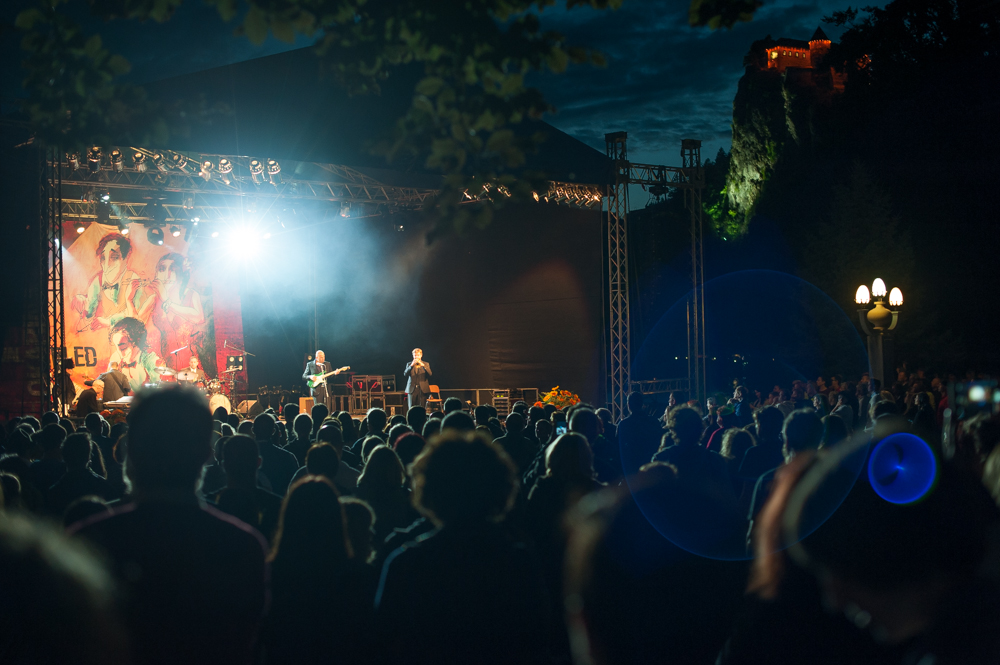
xmin=71 ymin=234 xmax=143 ymax=333
xmin=128 ymin=252 xmax=205 ymax=370
xmin=108 ymin=316 xmax=165 ymax=392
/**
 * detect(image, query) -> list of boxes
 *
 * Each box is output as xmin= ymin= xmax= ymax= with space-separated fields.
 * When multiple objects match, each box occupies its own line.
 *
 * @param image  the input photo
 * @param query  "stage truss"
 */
xmin=604 ymin=133 xmax=705 ymax=421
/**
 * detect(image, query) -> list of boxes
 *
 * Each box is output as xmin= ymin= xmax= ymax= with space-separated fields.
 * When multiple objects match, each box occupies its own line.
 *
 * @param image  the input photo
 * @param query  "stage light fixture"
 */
xmin=110 ymin=148 xmax=124 ymax=172
xmin=67 ymin=153 xmax=80 ymax=171
xmin=171 ymin=153 xmax=190 ymax=173
xmin=116 ymin=217 xmax=130 ymax=235
xmin=266 ymin=159 xmax=281 ymax=185
xmin=211 ymin=231 xmax=220 ymax=238
xmin=199 ymin=160 xmax=214 ymax=181
xmin=340 ymin=203 xmax=350 ymax=218
xmin=147 ymin=226 xmax=164 ymax=246
xmin=96 ymin=193 xmax=112 ymax=225
xmin=88 ymin=146 xmax=102 ymax=173
xmin=152 ymin=153 xmax=168 ymax=173
xmin=76 ymin=222 xmax=86 ymax=234
xmin=171 ymin=225 xmax=182 ymax=238
xmin=218 ymin=158 xmax=233 ymax=185
xmin=182 ymin=195 xmax=195 ymax=210
xmin=147 ymin=202 xmax=169 ymax=226
xmin=249 ymin=159 xmax=265 ymax=185
xmin=133 ymin=151 xmax=147 ymax=172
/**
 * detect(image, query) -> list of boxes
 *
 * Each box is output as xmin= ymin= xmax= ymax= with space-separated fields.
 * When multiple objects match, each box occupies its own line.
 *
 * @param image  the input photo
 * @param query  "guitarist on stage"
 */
xmin=303 ymin=350 xmax=349 ymax=411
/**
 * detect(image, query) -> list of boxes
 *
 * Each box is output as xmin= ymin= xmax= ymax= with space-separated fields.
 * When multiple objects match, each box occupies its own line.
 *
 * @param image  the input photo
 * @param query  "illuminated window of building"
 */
xmin=771 ymin=51 xmax=777 ymax=60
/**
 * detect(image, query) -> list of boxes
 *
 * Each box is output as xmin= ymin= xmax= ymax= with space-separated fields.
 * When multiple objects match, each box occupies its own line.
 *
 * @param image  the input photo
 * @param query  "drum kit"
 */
xmin=155 ymin=366 xmax=239 ymax=413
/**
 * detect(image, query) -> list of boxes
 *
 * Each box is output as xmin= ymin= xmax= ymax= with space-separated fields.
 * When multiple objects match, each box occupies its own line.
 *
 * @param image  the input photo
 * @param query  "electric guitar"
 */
xmin=306 ymin=366 xmax=350 ymax=389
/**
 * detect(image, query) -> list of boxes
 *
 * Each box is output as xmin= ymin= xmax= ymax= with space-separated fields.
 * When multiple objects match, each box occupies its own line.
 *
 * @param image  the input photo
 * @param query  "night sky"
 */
xmin=1 ymin=0 xmax=858 ymax=177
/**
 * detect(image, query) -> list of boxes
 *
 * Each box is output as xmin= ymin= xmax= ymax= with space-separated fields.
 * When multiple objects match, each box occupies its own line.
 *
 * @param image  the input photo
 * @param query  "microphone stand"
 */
xmin=224 ymin=340 xmax=254 ymax=417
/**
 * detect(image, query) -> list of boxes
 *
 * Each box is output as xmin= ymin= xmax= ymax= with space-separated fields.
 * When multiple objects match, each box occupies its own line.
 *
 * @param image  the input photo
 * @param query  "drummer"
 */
xmin=176 ymin=355 xmax=208 ymax=387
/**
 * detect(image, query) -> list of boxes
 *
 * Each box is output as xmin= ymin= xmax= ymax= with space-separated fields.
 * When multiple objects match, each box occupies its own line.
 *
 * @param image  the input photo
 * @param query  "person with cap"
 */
xmin=76 ymin=380 xmax=102 ymax=416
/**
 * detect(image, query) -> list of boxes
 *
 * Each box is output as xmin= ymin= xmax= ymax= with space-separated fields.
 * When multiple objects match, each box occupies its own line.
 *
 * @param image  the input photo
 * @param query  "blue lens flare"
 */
xmin=867 ymin=433 xmax=937 ymax=504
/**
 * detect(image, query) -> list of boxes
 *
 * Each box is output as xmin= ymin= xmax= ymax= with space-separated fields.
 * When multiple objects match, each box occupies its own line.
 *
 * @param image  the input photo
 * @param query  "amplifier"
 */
xmin=383 ymin=375 xmax=397 ymax=392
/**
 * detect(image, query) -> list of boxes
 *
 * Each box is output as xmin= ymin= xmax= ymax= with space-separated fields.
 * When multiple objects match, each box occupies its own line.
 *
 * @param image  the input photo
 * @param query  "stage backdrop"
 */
xmin=63 ymin=222 xmax=244 ymax=395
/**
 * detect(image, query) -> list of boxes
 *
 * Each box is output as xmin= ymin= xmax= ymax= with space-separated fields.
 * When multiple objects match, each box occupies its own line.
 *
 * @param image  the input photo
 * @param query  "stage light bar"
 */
xmin=88 ymin=146 xmax=102 ymax=173
xmin=267 ymin=159 xmax=281 ymax=185
xmin=67 ymin=153 xmax=80 ymax=171
xmin=133 ymin=151 xmax=147 ymax=172
xmin=199 ymin=160 xmax=214 ymax=181
xmin=218 ymin=158 xmax=233 ymax=185
xmin=110 ymin=148 xmax=124 ymax=173
xmin=249 ymin=159 xmax=265 ymax=185
xmin=147 ymin=226 xmax=164 ymax=246
xmin=152 ymin=153 xmax=168 ymax=173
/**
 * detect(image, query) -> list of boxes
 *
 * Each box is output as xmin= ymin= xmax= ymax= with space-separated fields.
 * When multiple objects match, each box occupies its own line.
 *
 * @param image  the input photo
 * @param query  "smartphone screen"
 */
xmin=555 ymin=423 xmax=567 ymax=436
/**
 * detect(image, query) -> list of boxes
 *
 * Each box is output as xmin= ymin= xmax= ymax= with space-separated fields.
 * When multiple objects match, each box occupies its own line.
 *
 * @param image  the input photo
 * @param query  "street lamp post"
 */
xmin=855 ymin=278 xmax=903 ymax=386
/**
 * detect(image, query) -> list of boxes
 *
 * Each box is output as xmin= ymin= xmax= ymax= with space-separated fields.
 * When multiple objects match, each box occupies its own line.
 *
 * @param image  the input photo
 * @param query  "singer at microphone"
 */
xmin=404 ymin=347 xmax=432 ymax=408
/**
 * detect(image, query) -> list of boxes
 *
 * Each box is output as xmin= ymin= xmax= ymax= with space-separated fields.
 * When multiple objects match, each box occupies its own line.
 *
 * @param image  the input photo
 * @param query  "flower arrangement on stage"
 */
xmin=101 ymin=408 xmax=127 ymax=425
xmin=536 ymin=387 xmax=581 ymax=410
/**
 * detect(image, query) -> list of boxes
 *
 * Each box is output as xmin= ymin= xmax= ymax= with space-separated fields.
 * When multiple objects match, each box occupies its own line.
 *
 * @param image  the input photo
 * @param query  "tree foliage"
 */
xmin=15 ymin=0 xmax=763 ymax=237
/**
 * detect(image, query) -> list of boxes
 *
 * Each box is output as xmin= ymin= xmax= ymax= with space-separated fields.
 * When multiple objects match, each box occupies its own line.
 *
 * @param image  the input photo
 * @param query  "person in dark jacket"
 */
xmin=47 ymin=432 xmax=112 ymax=518
xmin=376 ymin=430 xmax=549 ymax=665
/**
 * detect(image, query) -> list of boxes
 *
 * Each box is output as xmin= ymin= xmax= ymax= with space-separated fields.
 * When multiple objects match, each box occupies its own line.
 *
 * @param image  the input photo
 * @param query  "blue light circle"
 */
xmin=867 ymin=433 xmax=937 ymax=504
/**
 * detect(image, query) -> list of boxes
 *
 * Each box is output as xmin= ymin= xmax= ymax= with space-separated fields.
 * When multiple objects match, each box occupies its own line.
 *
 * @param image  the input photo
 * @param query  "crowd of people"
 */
xmin=1 ymin=366 xmax=1000 ymax=665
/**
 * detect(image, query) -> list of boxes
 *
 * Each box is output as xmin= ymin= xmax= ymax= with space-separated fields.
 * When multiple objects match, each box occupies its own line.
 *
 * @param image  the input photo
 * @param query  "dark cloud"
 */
xmin=533 ymin=0 xmax=855 ymax=166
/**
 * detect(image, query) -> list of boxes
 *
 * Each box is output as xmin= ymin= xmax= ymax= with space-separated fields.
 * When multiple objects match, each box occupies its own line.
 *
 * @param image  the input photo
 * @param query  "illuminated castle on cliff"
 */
xmin=755 ymin=27 xmax=846 ymax=91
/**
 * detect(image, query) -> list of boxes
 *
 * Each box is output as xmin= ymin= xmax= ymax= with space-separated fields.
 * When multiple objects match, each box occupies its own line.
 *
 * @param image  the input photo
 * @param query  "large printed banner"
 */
xmin=65 ymin=224 xmax=244 ymax=395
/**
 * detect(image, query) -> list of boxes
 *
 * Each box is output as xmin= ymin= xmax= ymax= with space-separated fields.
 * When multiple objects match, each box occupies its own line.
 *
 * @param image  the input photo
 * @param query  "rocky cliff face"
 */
xmin=724 ymin=43 xmax=840 ymax=231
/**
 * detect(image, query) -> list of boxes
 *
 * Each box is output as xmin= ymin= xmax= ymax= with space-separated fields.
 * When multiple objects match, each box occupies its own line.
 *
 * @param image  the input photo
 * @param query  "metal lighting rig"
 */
xmin=604 ymin=133 xmax=706 ymax=421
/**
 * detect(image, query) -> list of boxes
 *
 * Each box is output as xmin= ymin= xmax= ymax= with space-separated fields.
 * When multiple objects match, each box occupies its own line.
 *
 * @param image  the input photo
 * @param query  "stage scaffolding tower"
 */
xmin=603 ymin=133 xmax=706 ymax=421
xmin=41 ymin=148 xmax=66 ymax=415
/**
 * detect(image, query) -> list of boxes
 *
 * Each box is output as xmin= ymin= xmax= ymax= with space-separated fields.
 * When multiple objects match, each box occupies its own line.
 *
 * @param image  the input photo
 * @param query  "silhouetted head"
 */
xmin=270 ymin=476 xmax=350 ymax=568
xmin=782 ymin=409 xmax=824 ymax=460
xmin=316 ymin=424 xmax=345 ymax=453
xmin=545 ymin=432 xmax=595 ymax=482
xmin=212 ymin=406 xmax=228 ymax=422
xmin=474 ymin=405 xmax=491 ymax=426
xmin=222 ymin=435 xmax=260 ymax=484
xmin=35 ymin=423 xmax=67 ymax=454
xmin=388 ymin=423 xmax=414 ymax=446
xmin=569 ymin=408 xmax=600 ymax=444
xmin=627 ymin=391 xmax=644 ymax=415
xmin=305 ymin=443 xmax=340 ymax=480
xmin=406 ymin=406 xmax=428 ymax=432
xmin=412 ymin=430 xmax=517 ymax=526
xmin=252 ymin=413 xmax=276 ymax=441
xmin=443 ymin=397 xmax=463 ymax=414
xmin=61 ymin=432 xmax=93 ymax=470
xmin=394 ymin=433 xmax=426 ymax=469
xmin=422 ymin=418 xmax=442 ymax=439
xmin=366 ymin=408 xmax=387 ymax=434
xmin=441 ymin=410 xmax=475 ymax=432
xmin=293 ymin=413 xmax=313 ymax=439
xmin=504 ymin=412 xmax=525 ymax=435
xmin=721 ymin=428 xmax=755 ymax=460
xmin=125 ymin=385 xmax=213 ymax=493
xmin=358 ymin=446 xmax=405 ymax=494
xmin=754 ymin=405 xmax=785 ymax=444
xmin=664 ymin=406 xmax=704 ymax=447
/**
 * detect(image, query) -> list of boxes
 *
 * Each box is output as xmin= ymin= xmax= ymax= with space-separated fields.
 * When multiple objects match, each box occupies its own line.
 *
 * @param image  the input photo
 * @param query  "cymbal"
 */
xmin=158 ymin=367 xmax=177 ymax=376
xmin=221 ymin=368 xmax=240 ymax=374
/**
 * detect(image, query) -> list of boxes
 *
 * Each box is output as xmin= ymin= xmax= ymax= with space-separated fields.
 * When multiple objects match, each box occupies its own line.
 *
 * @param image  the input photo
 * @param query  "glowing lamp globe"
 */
xmin=871 ymin=278 xmax=887 ymax=298
xmin=889 ymin=287 xmax=903 ymax=307
xmin=855 ymin=284 xmax=870 ymax=305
